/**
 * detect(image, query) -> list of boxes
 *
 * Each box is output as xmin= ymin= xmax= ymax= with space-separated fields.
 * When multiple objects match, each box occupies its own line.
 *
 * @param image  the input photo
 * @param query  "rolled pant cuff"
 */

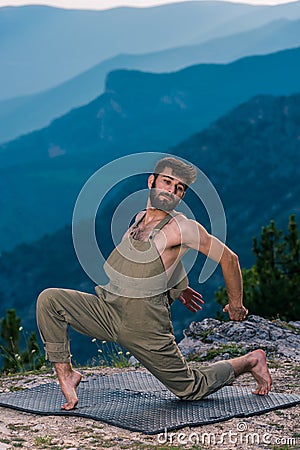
xmin=179 ymin=360 xmax=236 ymax=401
xmin=44 ymin=342 xmax=71 ymax=363
xmin=201 ymin=360 xmax=236 ymax=396
xmin=222 ymin=361 xmax=236 ymax=384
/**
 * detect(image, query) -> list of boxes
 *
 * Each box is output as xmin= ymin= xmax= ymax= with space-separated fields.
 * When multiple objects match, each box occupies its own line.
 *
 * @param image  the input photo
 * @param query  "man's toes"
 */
xmin=253 ymin=383 xmax=269 ymax=395
xmin=252 ymin=387 xmax=262 ymax=395
xmin=61 ymin=401 xmax=76 ymax=410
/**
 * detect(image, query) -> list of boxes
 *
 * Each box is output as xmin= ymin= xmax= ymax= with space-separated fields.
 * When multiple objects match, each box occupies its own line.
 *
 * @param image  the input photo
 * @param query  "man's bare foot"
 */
xmin=248 ymin=349 xmax=272 ymax=395
xmin=54 ymin=363 xmax=82 ymax=410
xmin=229 ymin=349 xmax=272 ymax=396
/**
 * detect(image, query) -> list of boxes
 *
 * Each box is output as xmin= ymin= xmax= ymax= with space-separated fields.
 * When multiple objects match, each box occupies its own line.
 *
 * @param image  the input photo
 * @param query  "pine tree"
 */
xmin=216 ymin=215 xmax=300 ymax=321
xmin=0 ymin=309 xmax=45 ymax=373
xmin=0 ymin=309 xmax=21 ymax=371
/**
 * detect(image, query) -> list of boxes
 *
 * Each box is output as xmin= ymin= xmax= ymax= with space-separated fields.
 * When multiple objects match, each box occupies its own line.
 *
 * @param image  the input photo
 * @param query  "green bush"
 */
xmin=0 ymin=309 xmax=45 ymax=373
xmin=216 ymin=215 xmax=300 ymax=321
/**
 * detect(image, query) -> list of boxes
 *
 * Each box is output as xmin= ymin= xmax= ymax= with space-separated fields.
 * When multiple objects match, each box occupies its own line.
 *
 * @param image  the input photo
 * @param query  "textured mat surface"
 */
xmin=0 ymin=371 xmax=299 ymax=434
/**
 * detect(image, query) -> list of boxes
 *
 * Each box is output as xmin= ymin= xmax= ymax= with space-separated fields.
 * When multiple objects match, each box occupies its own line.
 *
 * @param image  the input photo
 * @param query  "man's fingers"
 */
xmin=182 ymin=299 xmax=203 ymax=312
xmin=190 ymin=293 xmax=204 ymax=304
xmin=189 ymin=299 xmax=202 ymax=310
xmin=186 ymin=304 xmax=198 ymax=313
xmin=190 ymin=289 xmax=203 ymax=299
xmin=179 ymin=297 xmax=203 ymax=307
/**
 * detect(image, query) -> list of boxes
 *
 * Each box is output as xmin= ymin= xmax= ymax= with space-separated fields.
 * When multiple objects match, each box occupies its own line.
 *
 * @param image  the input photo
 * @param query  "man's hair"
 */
xmin=153 ymin=157 xmax=197 ymax=188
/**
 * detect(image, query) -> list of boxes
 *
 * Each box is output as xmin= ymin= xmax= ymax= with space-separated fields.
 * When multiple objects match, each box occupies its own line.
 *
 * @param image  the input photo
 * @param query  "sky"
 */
xmin=0 ymin=0 xmax=297 ymax=9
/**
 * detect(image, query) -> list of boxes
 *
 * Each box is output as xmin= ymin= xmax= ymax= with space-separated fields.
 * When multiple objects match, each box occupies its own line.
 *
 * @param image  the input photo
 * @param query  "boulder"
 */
xmin=178 ymin=315 xmax=300 ymax=362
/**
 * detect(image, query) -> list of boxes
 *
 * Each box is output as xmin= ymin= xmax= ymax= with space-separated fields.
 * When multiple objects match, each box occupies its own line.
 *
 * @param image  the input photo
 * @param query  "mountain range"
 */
xmin=2 ymin=1 xmax=300 ymax=103
xmin=0 ymin=1 xmax=258 ymax=101
xmin=1 ymin=17 xmax=300 ymax=144
xmin=1 ymin=46 xmax=300 ymax=253
xmin=0 ymin=92 xmax=299 ymax=362
xmin=188 ymin=0 xmax=300 ymax=44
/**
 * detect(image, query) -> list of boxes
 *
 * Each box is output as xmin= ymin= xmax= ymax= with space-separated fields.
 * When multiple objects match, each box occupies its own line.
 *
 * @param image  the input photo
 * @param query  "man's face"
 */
xmin=148 ymin=168 xmax=186 ymax=212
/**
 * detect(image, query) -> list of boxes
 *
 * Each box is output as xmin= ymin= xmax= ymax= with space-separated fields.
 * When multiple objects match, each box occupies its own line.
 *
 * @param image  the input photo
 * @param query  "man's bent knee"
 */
xmin=37 ymin=288 xmax=61 ymax=306
xmin=36 ymin=288 xmax=65 ymax=319
xmin=36 ymin=288 xmax=71 ymax=362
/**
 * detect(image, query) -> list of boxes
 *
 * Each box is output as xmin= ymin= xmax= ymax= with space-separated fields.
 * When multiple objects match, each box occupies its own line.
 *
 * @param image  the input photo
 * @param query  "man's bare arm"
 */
xmin=181 ymin=218 xmax=248 ymax=321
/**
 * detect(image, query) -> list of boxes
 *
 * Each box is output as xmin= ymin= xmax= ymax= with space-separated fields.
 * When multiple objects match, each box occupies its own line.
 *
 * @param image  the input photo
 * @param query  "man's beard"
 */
xmin=149 ymin=188 xmax=181 ymax=212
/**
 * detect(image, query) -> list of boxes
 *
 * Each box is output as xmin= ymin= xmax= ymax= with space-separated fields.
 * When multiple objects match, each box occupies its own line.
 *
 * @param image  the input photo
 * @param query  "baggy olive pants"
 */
xmin=36 ymin=286 xmax=235 ymax=400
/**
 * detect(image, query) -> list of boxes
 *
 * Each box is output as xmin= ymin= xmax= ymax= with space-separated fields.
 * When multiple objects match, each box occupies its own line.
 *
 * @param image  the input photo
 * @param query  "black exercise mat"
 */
xmin=0 ymin=371 xmax=299 ymax=434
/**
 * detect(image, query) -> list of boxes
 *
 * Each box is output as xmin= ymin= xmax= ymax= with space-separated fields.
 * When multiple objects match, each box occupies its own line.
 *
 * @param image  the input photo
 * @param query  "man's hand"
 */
xmin=178 ymin=287 xmax=204 ymax=313
xmin=223 ymin=304 xmax=248 ymax=321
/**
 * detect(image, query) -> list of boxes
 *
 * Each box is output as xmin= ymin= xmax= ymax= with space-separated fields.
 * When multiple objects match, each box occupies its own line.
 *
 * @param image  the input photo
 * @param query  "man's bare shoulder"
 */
xmin=171 ymin=213 xmax=208 ymax=247
xmin=171 ymin=212 xmax=199 ymax=229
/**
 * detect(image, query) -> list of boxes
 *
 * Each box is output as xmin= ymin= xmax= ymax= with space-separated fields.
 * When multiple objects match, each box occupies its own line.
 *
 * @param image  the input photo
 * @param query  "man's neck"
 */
xmin=144 ymin=207 xmax=169 ymax=225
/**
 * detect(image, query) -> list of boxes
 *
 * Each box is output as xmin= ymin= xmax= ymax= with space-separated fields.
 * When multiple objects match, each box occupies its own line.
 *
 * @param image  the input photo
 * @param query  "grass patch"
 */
xmin=272 ymin=446 xmax=295 ymax=450
xmin=8 ymin=424 xmax=31 ymax=431
xmin=268 ymin=423 xmax=285 ymax=430
xmin=273 ymin=320 xmax=300 ymax=335
xmin=89 ymin=340 xmax=132 ymax=368
xmin=267 ymin=359 xmax=282 ymax=369
xmin=2 ymin=366 xmax=53 ymax=380
xmin=198 ymin=330 xmax=213 ymax=342
xmin=188 ymin=343 xmax=248 ymax=362
xmin=131 ymin=445 xmax=188 ymax=450
xmin=9 ymin=385 xmax=24 ymax=392
xmin=34 ymin=435 xmax=53 ymax=446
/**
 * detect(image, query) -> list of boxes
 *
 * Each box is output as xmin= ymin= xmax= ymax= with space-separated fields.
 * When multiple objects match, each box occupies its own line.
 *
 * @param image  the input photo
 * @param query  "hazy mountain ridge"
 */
xmin=1 ymin=17 xmax=300 ymax=144
xmin=0 ymin=1 xmax=258 ymax=101
xmin=188 ymin=0 xmax=300 ymax=44
xmin=2 ymin=0 xmax=300 ymax=102
xmin=1 ymin=46 xmax=300 ymax=170
xmin=172 ymin=93 xmax=300 ymax=261
xmin=0 ymin=93 xmax=299 ymax=360
xmin=0 ymin=47 xmax=300 ymax=253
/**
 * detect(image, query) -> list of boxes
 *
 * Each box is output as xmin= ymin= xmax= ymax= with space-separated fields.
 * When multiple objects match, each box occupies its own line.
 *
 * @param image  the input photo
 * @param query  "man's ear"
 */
xmin=148 ymin=174 xmax=155 ymax=189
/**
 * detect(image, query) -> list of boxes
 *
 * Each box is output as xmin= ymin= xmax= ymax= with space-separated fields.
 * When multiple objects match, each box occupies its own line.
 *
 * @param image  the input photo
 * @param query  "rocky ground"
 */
xmin=178 ymin=315 xmax=300 ymax=363
xmin=0 ymin=315 xmax=299 ymax=450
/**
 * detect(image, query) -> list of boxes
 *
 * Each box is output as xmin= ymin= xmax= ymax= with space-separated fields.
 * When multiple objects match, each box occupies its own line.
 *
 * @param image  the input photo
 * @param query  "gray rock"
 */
xmin=289 ymin=321 xmax=300 ymax=331
xmin=0 ymin=444 xmax=10 ymax=450
xmin=128 ymin=355 xmax=140 ymax=366
xmin=179 ymin=315 xmax=300 ymax=362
